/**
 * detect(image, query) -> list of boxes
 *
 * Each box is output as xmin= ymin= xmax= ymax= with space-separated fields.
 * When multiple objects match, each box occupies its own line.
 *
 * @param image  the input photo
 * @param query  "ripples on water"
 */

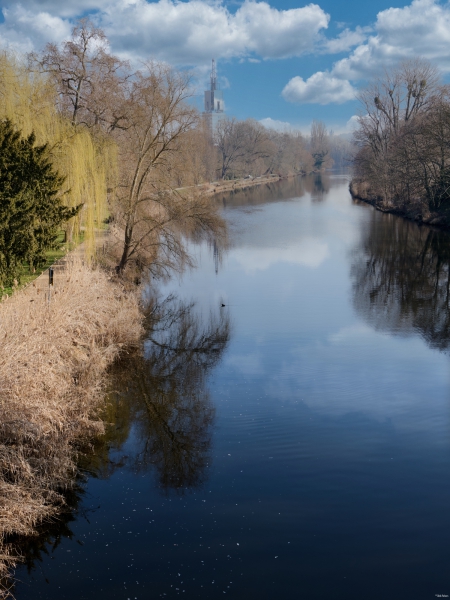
xmin=15 ymin=172 xmax=450 ymax=599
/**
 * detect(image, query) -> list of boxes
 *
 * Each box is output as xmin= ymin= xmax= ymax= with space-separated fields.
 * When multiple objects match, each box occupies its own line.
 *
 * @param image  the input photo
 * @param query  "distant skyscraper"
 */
xmin=203 ymin=59 xmax=225 ymax=136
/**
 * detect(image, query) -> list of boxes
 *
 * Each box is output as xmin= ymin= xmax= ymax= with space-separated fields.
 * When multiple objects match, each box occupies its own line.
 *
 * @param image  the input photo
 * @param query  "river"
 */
xmin=16 ymin=172 xmax=450 ymax=599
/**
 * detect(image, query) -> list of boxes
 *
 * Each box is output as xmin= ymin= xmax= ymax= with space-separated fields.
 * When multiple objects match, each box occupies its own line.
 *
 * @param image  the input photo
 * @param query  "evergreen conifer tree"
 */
xmin=0 ymin=119 xmax=80 ymax=286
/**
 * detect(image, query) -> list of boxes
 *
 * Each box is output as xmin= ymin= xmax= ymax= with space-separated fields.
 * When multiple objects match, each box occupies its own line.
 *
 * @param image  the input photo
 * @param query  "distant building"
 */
xmin=203 ymin=59 xmax=226 ymax=136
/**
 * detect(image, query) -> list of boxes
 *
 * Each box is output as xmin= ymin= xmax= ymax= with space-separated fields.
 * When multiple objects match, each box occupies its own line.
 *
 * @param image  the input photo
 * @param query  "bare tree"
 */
xmin=214 ymin=118 xmax=250 ymax=180
xmin=214 ymin=118 xmax=274 ymax=179
xmin=402 ymin=90 xmax=450 ymax=210
xmin=166 ymin=121 xmax=215 ymax=187
xmin=355 ymin=58 xmax=440 ymax=160
xmin=261 ymin=130 xmax=313 ymax=176
xmin=310 ymin=120 xmax=331 ymax=170
xmin=32 ymin=23 xmax=224 ymax=279
xmin=111 ymin=62 xmax=225 ymax=277
xmin=352 ymin=58 xmax=445 ymax=211
xmin=240 ymin=119 xmax=274 ymax=175
xmin=32 ymin=19 xmax=129 ymax=130
xmin=327 ymin=133 xmax=354 ymax=169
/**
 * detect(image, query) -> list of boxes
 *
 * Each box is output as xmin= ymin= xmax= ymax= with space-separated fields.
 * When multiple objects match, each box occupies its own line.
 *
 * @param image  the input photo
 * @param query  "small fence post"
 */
xmin=48 ymin=267 xmax=54 ymax=304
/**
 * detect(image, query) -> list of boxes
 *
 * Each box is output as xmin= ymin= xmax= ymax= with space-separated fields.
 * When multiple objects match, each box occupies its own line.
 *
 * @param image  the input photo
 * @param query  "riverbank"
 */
xmin=349 ymin=179 xmax=450 ymax=228
xmin=206 ymin=174 xmax=283 ymax=195
xmin=0 ymin=259 xmax=143 ymax=597
xmin=174 ymin=173 xmax=310 ymax=201
xmin=187 ymin=173 xmax=302 ymax=197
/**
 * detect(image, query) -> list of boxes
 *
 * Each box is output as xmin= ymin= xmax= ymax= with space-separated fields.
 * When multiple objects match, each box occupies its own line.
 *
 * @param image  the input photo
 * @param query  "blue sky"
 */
xmin=1 ymin=0 xmax=449 ymax=133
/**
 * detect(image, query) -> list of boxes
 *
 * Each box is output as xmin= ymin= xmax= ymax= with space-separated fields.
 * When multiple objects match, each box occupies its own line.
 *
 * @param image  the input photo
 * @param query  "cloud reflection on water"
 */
xmin=231 ymin=238 xmax=330 ymax=272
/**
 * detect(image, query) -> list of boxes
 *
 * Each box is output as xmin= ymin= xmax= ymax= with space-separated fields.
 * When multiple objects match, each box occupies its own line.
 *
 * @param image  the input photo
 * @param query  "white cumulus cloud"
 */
xmin=259 ymin=117 xmax=294 ymax=132
xmin=336 ymin=0 xmax=450 ymax=79
xmin=282 ymin=71 xmax=356 ymax=105
xmin=323 ymin=26 xmax=369 ymax=54
xmin=0 ymin=4 xmax=70 ymax=52
xmin=0 ymin=0 xmax=330 ymax=65
xmin=282 ymin=0 xmax=450 ymax=107
xmin=102 ymin=0 xmax=329 ymax=64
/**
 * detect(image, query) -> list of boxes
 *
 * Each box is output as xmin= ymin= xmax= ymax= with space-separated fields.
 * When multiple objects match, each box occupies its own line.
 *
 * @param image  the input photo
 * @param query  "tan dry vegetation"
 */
xmin=0 ymin=259 xmax=143 ymax=594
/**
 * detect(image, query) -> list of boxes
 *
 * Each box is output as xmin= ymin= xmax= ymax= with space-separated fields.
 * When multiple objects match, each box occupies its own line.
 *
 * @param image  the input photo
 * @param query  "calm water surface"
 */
xmin=17 ymin=173 xmax=450 ymax=599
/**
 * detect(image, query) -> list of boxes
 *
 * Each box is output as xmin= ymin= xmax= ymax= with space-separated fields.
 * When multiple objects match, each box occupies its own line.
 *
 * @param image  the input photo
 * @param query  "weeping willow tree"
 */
xmin=0 ymin=51 xmax=115 ymax=261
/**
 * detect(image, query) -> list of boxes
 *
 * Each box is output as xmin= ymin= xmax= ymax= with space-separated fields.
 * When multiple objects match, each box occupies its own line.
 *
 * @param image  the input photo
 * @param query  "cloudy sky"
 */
xmin=1 ymin=0 xmax=449 ymax=133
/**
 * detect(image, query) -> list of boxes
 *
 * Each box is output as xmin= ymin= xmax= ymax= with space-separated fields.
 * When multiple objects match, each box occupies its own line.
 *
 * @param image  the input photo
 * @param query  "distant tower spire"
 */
xmin=210 ymin=59 xmax=217 ymax=92
xmin=203 ymin=58 xmax=225 ymax=136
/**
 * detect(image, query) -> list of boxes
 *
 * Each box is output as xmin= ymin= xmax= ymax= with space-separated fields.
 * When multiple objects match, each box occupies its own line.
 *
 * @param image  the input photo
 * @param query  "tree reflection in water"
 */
xmin=215 ymin=173 xmax=332 ymax=210
xmin=123 ymin=294 xmax=231 ymax=492
xmin=352 ymin=211 xmax=450 ymax=351
xmin=10 ymin=295 xmax=230 ymax=583
xmin=310 ymin=172 xmax=331 ymax=203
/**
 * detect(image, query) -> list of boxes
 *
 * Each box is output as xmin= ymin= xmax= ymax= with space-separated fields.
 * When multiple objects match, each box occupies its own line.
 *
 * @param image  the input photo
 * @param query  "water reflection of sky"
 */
xmin=162 ymin=174 xmax=450 ymax=437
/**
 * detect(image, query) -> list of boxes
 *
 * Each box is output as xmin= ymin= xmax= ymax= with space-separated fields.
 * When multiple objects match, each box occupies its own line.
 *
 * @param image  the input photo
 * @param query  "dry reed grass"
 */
xmin=0 ymin=259 xmax=143 ymax=595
